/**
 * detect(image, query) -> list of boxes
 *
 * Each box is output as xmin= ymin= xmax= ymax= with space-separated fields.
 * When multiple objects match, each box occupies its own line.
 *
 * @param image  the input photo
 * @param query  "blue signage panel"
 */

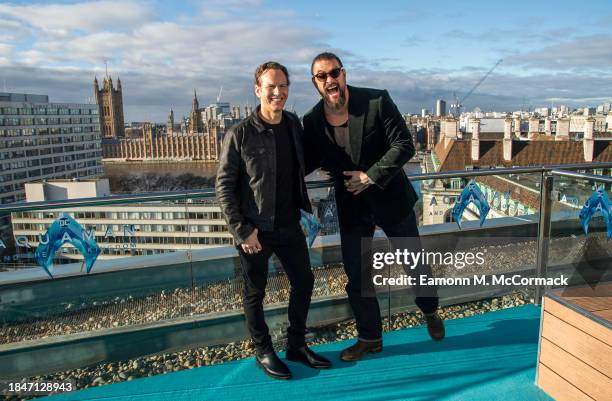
xmin=451 ymin=180 xmax=491 ymax=229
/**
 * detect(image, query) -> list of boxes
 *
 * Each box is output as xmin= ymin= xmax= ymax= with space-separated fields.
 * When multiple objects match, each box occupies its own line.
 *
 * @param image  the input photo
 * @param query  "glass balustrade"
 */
xmin=0 ymin=163 xmax=610 ymax=384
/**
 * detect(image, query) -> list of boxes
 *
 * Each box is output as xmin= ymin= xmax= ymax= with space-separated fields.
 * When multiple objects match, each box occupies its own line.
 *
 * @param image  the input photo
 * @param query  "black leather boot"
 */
xmin=286 ymin=346 xmax=332 ymax=369
xmin=256 ymin=352 xmax=292 ymax=380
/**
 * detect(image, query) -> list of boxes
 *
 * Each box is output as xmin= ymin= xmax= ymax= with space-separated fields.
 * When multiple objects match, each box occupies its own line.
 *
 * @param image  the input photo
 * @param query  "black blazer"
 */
xmin=302 ymin=85 xmax=418 ymax=227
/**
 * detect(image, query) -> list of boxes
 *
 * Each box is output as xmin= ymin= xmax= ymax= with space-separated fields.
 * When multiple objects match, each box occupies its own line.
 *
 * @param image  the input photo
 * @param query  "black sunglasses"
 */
xmin=312 ymin=67 xmax=343 ymax=82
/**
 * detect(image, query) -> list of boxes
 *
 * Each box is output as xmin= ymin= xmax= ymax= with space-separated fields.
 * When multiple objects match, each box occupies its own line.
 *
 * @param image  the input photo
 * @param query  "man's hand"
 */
xmin=241 ymin=228 xmax=262 ymax=255
xmin=343 ymin=171 xmax=371 ymax=195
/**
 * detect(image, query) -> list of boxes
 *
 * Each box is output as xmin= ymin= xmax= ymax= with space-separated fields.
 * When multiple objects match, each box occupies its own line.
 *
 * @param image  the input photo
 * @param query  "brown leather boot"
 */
xmin=340 ymin=339 xmax=382 ymax=362
xmin=425 ymin=312 xmax=445 ymax=340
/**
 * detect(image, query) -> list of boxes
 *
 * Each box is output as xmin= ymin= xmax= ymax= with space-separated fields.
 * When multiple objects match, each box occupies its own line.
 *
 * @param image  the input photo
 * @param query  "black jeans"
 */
xmin=237 ymin=222 xmax=314 ymax=355
xmin=340 ymin=210 xmax=439 ymax=341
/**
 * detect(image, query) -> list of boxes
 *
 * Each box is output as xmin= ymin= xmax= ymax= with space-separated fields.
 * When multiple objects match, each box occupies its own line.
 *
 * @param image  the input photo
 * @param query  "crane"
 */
xmin=450 ymin=58 xmax=502 ymax=116
xmin=216 ymin=86 xmax=223 ymax=103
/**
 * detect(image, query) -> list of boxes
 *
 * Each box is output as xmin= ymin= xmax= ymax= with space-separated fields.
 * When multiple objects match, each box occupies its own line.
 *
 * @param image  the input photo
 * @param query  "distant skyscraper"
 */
xmin=215 ymin=102 xmax=231 ymax=116
xmin=245 ymin=104 xmax=253 ymax=117
xmin=203 ymin=102 xmax=231 ymax=124
xmin=94 ymin=76 xmax=125 ymax=139
xmin=436 ymin=99 xmax=446 ymax=117
xmin=421 ymin=108 xmax=428 ymax=118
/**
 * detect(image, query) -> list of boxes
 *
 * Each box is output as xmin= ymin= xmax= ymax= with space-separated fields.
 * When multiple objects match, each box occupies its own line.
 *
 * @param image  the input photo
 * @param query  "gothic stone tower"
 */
xmin=189 ymin=89 xmax=204 ymax=134
xmin=94 ymin=76 xmax=125 ymax=138
xmin=167 ymin=109 xmax=175 ymax=135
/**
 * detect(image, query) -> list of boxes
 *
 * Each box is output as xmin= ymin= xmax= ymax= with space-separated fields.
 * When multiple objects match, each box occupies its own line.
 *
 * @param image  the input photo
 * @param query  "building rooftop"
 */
xmin=25 ymin=179 xmax=111 ymax=202
xmin=434 ymin=139 xmax=612 ymax=171
xmin=0 ymin=92 xmax=49 ymax=103
xmin=46 ymin=305 xmax=552 ymax=401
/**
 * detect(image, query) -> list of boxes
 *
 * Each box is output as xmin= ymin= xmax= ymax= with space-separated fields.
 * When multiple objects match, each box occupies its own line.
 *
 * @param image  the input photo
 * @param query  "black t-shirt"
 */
xmin=262 ymin=118 xmax=300 ymax=229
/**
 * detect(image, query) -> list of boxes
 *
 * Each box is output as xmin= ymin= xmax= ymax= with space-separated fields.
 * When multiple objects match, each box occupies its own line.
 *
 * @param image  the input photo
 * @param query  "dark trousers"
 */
xmin=340 ymin=210 xmax=439 ymax=341
xmin=237 ymin=222 xmax=314 ymax=355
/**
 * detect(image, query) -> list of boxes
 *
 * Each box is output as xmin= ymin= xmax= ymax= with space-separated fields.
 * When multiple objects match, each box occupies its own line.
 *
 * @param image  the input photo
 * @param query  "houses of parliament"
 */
xmin=97 ymin=76 xmax=250 ymax=162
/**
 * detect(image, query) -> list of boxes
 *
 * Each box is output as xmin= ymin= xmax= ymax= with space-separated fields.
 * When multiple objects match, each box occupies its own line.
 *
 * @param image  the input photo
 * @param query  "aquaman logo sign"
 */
xmin=35 ymin=213 xmax=101 ymax=278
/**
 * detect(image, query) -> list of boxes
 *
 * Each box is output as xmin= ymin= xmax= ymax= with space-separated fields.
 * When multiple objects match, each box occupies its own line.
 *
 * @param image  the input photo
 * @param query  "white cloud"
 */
xmin=4 ymin=61 xmax=611 ymax=121
xmin=510 ymin=35 xmax=612 ymax=70
xmin=17 ymin=15 xmax=325 ymax=74
xmin=0 ymin=1 xmax=609 ymax=121
xmin=0 ymin=43 xmax=13 ymax=55
xmin=0 ymin=1 xmax=331 ymax=119
xmin=0 ymin=1 xmax=152 ymax=34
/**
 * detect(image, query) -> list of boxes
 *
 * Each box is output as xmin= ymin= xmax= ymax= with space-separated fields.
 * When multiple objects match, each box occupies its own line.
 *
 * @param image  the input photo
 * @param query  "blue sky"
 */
xmin=0 ymin=0 xmax=611 ymax=121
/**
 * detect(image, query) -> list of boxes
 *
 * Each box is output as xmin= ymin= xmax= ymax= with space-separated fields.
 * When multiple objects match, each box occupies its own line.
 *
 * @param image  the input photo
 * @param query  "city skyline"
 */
xmin=0 ymin=0 xmax=611 ymax=122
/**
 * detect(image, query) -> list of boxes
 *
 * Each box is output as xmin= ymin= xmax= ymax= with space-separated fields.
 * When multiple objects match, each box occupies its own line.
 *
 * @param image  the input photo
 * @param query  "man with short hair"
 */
xmin=216 ymin=61 xmax=331 ymax=380
xmin=303 ymin=52 xmax=445 ymax=362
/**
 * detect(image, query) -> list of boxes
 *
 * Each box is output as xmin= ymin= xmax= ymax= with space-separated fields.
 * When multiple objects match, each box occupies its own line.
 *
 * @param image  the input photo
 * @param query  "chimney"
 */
xmin=528 ymin=117 xmax=539 ymax=139
xmin=584 ymin=118 xmax=595 ymax=162
xmin=555 ymin=118 xmax=570 ymax=141
xmin=471 ymin=118 xmax=480 ymax=161
xmin=513 ymin=116 xmax=521 ymax=138
xmin=504 ymin=117 xmax=513 ymax=162
xmin=443 ymin=117 xmax=458 ymax=147
xmin=544 ymin=117 xmax=552 ymax=136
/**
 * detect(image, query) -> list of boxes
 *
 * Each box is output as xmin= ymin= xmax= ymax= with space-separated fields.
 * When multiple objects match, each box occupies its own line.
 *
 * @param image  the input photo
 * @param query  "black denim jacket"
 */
xmin=216 ymin=108 xmax=312 ymax=244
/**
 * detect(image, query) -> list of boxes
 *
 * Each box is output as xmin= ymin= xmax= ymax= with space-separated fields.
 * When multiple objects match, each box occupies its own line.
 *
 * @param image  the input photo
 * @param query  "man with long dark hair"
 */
xmin=303 ymin=52 xmax=445 ymax=362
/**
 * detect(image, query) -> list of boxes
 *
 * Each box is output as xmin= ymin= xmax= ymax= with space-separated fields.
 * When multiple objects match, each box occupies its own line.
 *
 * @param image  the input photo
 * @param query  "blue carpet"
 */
xmin=48 ymin=305 xmax=553 ymax=401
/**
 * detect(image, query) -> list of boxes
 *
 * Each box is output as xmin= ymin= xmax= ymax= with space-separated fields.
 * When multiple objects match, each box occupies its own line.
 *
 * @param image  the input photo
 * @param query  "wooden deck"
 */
xmin=556 ymin=282 xmax=612 ymax=322
xmin=536 ymin=282 xmax=612 ymax=401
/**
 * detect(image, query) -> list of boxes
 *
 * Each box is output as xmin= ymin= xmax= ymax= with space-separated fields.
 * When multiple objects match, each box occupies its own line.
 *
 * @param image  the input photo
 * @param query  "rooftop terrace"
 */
xmin=0 ymin=163 xmax=610 ymax=400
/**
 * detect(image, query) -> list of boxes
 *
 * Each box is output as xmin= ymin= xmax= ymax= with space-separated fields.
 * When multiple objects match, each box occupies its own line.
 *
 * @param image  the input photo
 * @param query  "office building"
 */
xmin=0 ymin=92 xmax=103 ymax=205
xmin=11 ymin=179 xmax=233 ymax=262
xmin=436 ymin=99 xmax=446 ymax=117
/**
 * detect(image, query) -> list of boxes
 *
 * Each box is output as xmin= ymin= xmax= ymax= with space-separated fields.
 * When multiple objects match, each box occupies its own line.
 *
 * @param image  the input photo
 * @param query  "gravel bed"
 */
xmin=2 ymin=234 xmax=607 ymax=345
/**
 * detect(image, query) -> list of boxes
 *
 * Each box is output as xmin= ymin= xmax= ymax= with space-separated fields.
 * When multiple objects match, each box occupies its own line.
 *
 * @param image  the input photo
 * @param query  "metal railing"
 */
xmin=552 ymin=169 xmax=612 ymax=184
xmin=0 ymin=162 xmax=611 ymax=378
xmin=0 ymin=161 xmax=611 ymax=298
xmin=1 ymin=162 xmax=611 ymax=215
